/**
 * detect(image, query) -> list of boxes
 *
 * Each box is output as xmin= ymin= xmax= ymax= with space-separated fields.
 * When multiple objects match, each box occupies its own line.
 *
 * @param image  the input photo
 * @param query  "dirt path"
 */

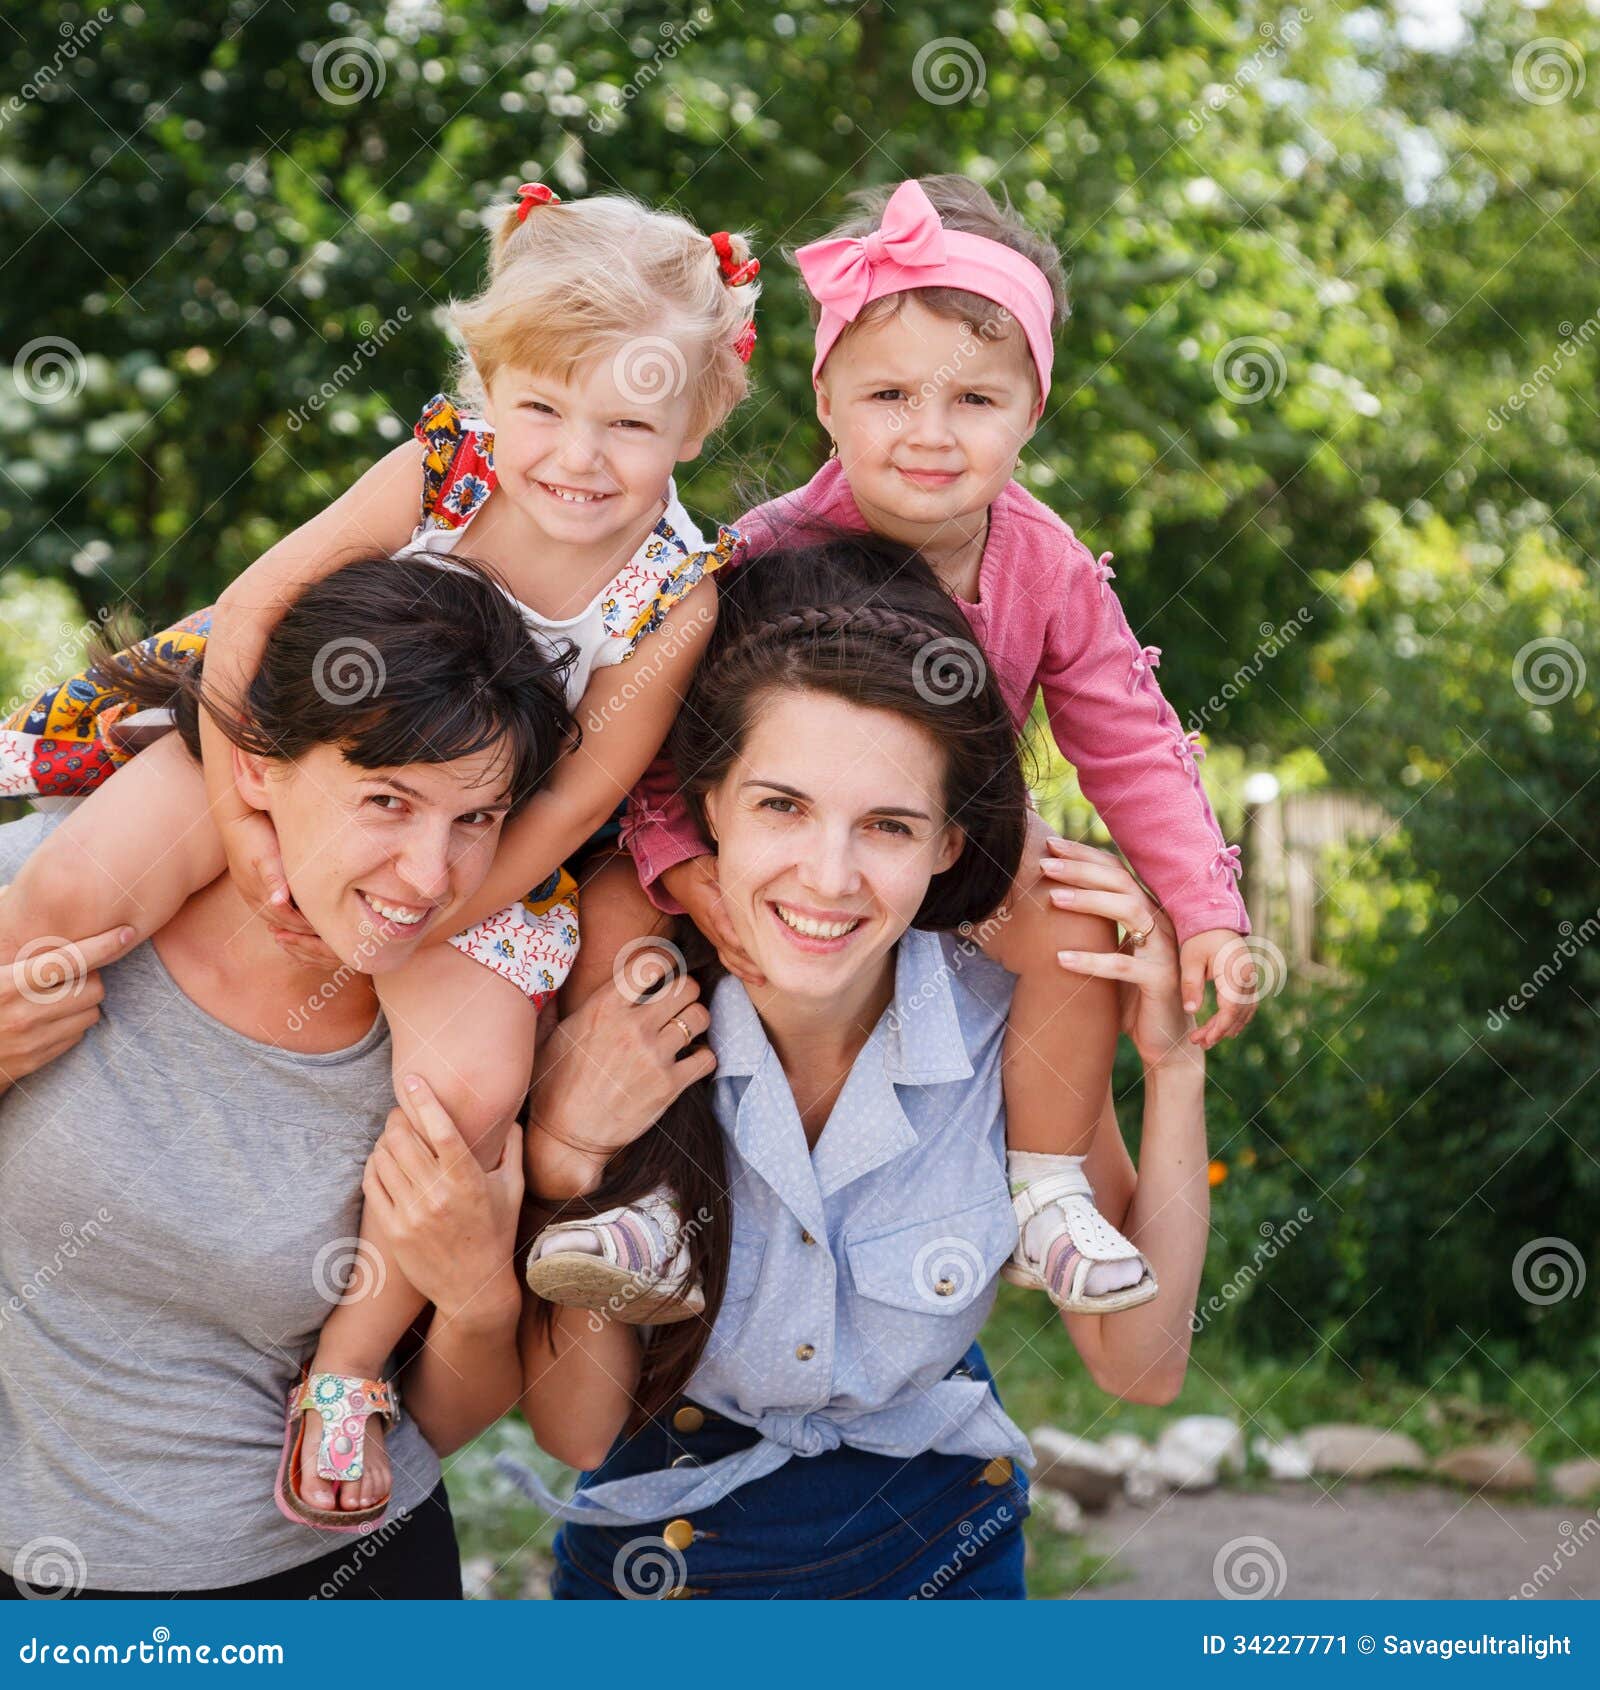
xmin=1072 ymin=1483 xmax=1600 ymax=1600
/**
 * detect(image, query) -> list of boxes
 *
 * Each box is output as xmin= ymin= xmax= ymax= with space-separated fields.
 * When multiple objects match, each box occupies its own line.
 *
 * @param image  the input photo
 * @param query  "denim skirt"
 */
xmin=551 ymin=1344 xmax=1028 ymax=1600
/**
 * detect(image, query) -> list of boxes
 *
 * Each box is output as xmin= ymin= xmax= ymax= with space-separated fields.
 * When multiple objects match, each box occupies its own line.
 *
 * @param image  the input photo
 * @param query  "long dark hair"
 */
xmin=539 ymin=535 xmax=1029 ymax=1426
xmin=89 ymin=553 xmax=578 ymax=813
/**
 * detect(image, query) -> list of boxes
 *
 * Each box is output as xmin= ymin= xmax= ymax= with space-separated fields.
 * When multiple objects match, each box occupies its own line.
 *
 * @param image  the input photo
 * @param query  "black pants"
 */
xmin=1 ymin=1484 xmax=461 ymax=1601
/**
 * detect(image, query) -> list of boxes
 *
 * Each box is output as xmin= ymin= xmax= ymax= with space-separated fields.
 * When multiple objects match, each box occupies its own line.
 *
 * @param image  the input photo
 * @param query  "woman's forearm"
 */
xmin=1065 ymin=1056 xmax=1209 ymax=1404
xmin=403 ymin=1271 xmax=525 ymax=1456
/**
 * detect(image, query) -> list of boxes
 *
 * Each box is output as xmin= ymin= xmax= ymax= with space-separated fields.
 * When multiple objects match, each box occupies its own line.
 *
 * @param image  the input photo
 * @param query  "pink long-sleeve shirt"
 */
xmin=623 ymin=459 xmax=1249 ymax=945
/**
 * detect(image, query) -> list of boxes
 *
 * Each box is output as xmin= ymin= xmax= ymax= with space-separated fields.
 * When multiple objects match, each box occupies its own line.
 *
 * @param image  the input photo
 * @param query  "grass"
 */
xmin=443 ymin=1285 xmax=1600 ymax=1600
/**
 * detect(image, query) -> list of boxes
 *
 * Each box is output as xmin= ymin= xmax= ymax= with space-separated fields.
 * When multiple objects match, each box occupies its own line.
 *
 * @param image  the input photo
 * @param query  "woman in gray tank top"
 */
xmin=0 ymin=551 xmax=574 ymax=1598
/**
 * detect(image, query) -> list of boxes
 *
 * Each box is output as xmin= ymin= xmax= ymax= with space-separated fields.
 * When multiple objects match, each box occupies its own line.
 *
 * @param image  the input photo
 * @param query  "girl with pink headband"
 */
xmin=533 ymin=174 xmax=1252 ymax=1321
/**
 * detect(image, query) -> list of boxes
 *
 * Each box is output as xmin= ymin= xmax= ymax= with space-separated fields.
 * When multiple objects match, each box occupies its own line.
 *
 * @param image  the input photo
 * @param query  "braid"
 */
xmin=710 ymin=601 xmax=963 ymax=686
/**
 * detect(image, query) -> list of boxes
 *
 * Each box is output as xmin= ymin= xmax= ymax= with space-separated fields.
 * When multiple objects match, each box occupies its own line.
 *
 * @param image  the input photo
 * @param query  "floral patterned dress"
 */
xmin=0 ymin=392 xmax=738 ymax=1007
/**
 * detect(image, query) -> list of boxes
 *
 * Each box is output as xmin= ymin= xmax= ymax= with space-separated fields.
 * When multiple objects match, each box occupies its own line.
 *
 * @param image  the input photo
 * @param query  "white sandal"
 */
xmin=526 ymin=1185 xmax=705 ymax=1325
xmin=1000 ymin=1159 xmax=1159 ymax=1314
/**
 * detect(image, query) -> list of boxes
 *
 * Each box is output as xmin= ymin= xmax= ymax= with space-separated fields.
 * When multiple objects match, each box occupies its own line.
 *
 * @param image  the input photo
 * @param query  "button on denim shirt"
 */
xmin=523 ymin=926 xmax=1033 ymax=1528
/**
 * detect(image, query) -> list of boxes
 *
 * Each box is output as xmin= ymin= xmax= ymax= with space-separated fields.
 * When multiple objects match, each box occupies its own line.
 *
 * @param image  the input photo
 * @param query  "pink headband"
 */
xmin=795 ymin=178 xmax=1055 ymax=412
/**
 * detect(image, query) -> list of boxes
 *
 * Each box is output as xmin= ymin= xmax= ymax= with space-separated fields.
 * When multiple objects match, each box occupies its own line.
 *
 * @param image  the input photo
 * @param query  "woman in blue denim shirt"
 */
xmin=516 ymin=539 xmax=1211 ymax=1598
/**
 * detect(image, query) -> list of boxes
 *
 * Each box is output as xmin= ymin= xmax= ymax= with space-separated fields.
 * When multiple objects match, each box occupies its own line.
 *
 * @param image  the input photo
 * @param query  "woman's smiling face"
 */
xmin=235 ymin=741 xmax=514 ymax=974
xmin=700 ymin=687 xmax=964 ymax=1002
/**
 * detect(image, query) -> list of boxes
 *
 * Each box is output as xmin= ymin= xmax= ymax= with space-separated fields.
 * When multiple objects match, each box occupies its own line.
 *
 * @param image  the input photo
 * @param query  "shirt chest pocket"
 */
xmin=843 ymin=1194 xmax=1017 ymax=1391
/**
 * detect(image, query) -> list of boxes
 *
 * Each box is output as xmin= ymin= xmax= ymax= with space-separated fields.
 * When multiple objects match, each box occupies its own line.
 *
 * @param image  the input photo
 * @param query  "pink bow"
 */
xmin=1173 ymin=731 xmax=1207 ymax=767
xmin=795 ymin=180 xmax=947 ymax=322
xmin=1093 ymin=551 xmax=1117 ymax=601
xmin=1128 ymin=643 xmax=1163 ymax=690
xmin=1212 ymin=843 xmax=1243 ymax=882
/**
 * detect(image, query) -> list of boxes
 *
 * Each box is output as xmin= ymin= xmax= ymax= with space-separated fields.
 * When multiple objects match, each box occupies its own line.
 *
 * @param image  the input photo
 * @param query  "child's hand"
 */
xmin=222 ymin=811 xmax=339 ymax=967
xmin=660 ymin=854 xmax=765 ymax=986
xmin=1180 ymin=927 xmax=1257 ymax=1050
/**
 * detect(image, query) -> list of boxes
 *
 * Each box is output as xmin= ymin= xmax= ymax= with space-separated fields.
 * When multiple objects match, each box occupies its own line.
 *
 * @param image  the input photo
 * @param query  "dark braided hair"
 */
xmin=670 ymin=535 xmax=1029 ymax=929
xmin=534 ymin=535 xmax=1029 ymax=1431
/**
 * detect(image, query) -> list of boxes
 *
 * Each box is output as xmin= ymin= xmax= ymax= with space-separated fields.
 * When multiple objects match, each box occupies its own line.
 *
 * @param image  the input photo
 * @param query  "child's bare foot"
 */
xmin=290 ymin=1368 xmax=395 ymax=1518
xmin=297 ymin=1406 xmax=391 ymax=1514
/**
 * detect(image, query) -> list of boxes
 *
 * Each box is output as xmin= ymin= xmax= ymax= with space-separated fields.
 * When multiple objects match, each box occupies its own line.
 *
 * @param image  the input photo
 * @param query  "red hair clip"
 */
xmin=710 ymin=230 xmax=760 ymax=287
xmin=515 ymin=182 xmax=562 ymax=222
xmin=732 ymin=321 xmax=757 ymax=364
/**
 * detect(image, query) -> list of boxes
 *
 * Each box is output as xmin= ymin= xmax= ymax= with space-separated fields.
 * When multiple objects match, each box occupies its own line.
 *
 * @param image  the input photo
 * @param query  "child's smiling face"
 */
xmin=482 ymin=345 xmax=706 ymax=553
xmin=815 ymin=295 xmax=1041 ymax=537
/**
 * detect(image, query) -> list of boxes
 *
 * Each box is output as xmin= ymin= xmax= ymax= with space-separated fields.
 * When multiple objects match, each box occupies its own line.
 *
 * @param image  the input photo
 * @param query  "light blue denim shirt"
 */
xmin=515 ymin=926 xmax=1033 ymax=1527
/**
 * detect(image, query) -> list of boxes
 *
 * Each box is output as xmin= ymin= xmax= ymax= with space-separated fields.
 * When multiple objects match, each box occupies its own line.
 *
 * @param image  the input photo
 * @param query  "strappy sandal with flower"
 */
xmin=525 ymin=1185 xmax=705 ymax=1325
xmin=1001 ymin=1160 xmax=1160 ymax=1314
xmin=274 ymin=1370 xmax=400 ymax=1532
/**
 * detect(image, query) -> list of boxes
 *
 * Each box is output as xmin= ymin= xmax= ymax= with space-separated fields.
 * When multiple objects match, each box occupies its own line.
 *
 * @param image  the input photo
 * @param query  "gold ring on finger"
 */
xmin=1129 ymin=923 xmax=1153 ymax=947
xmin=673 ymin=1016 xmax=693 ymax=1045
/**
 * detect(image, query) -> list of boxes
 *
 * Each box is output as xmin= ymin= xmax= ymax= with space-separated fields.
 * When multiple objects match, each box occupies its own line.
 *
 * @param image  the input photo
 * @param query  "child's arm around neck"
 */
xmin=200 ymin=440 xmax=422 ymax=848
xmin=440 ymin=576 xmax=720 ymax=936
